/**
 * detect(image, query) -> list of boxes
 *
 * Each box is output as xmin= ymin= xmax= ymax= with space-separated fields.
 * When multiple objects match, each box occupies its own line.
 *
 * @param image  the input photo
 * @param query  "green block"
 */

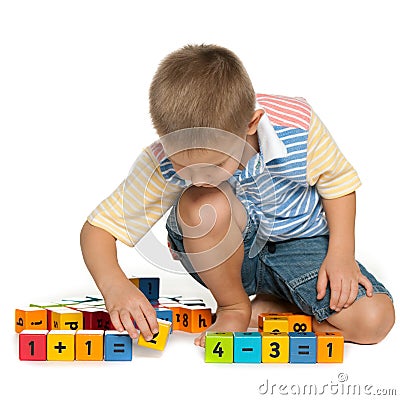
xmin=205 ymin=332 xmax=234 ymax=363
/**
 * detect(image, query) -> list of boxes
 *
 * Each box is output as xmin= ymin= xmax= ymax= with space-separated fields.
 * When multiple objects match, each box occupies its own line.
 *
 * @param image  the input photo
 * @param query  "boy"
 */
xmin=80 ymin=44 xmax=394 ymax=347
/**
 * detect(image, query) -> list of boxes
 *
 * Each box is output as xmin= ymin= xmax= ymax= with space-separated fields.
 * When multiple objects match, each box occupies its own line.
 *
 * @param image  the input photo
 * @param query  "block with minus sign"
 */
xmin=104 ymin=331 xmax=132 ymax=361
xmin=233 ymin=332 xmax=262 ymax=363
xmin=289 ymin=332 xmax=316 ymax=363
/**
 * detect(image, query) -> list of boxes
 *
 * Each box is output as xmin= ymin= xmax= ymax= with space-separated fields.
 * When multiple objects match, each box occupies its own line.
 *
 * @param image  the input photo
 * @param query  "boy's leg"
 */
xmin=176 ymin=182 xmax=250 ymax=347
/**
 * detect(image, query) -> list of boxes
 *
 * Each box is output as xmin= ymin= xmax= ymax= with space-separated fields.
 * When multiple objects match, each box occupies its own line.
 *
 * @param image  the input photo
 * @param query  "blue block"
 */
xmin=104 ymin=331 xmax=132 ymax=361
xmin=155 ymin=308 xmax=173 ymax=333
xmin=139 ymin=278 xmax=160 ymax=301
xmin=233 ymin=332 xmax=262 ymax=363
xmin=289 ymin=332 xmax=316 ymax=363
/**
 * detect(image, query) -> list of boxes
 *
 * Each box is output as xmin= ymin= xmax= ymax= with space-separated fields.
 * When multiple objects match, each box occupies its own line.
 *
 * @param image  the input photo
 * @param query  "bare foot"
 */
xmin=194 ymin=306 xmax=250 ymax=347
xmin=249 ymin=294 xmax=302 ymax=328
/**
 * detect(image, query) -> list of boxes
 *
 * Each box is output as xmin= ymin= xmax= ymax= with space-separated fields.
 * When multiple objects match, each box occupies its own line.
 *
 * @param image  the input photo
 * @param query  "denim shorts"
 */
xmin=166 ymin=205 xmax=392 ymax=323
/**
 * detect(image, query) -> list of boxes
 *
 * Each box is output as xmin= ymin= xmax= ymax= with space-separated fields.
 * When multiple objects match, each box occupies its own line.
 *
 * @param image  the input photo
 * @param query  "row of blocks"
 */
xmin=19 ymin=320 xmax=172 ymax=361
xmin=205 ymin=331 xmax=344 ymax=363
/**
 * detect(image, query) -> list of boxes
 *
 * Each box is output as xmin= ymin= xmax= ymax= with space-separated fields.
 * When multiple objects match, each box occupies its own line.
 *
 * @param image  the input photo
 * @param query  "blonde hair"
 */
xmin=149 ymin=44 xmax=255 ymax=137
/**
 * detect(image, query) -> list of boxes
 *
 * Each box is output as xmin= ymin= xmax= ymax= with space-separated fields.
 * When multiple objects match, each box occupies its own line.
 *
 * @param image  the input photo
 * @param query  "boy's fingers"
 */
xmin=316 ymin=270 xmax=328 ymax=300
xmin=134 ymin=312 xmax=154 ymax=341
xmin=359 ymin=274 xmax=374 ymax=296
xmin=109 ymin=310 xmax=124 ymax=332
xmin=336 ymin=280 xmax=351 ymax=311
xmin=329 ymin=280 xmax=342 ymax=310
xmin=345 ymin=280 xmax=359 ymax=308
xmin=119 ymin=310 xmax=138 ymax=339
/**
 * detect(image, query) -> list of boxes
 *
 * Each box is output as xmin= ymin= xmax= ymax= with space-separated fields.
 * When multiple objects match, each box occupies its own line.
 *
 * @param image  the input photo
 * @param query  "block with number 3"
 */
xmin=261 ymin=332 xmax=289 ymax=363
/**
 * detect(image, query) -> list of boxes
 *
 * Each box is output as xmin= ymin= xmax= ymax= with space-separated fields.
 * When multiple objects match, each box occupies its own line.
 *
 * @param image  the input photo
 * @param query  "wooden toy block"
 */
xmin=205 ymin=332 xmax=234 ymax=363
xmin=15 ymin=307 xmax=47 ymax=333
xmin=165 ymin=305 xmax=182 ymax=331
xmin=316 ymin=332 xmax=344 ymax=363
xmin=258 ymin=312 xmax=292 ymax=332
xmin=80 ymin=308 xmax=113 ymax=330
xmin=187 ymin=307 xmax=212 ymax=333
xmin=233 ymin=332 xmax=262 ymax=363
xmin=261 ymin=332 xmax=289 ymax=363
xmin=47 ymin=330 xmax=76 ymax=361
xmin=179 ymin=306 xmax=192 ymax=332
xmin=262 ymin=316 xmax=289 ymax=333
xmin=47 ymin=307 xmax=83 ymax=330
xmin=104 ymin=331 xmax=132 ymax=361
xmin=75 ymin=330 xmax=104 ymax=361
xmin=288 ymin=314 xmax=312 ymax=333
xmin=129 ymin=277 xmax=140 ymax=288
xmin=154 ymin=308 xmax=173 ymax=332
xmin=289 ymin=332 xmax=317 ymax=364
xmin=138 ymin=277 xmax=160 ymax=301
xmin=137 ymin=319 xmax=172 ymax=351
xmin=19 ymin=330 xmax=48 ymax=361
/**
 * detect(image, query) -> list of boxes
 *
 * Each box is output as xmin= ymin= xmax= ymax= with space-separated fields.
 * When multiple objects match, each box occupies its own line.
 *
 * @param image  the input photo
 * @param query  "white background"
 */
xmin=1 ymin=1 xmax=399 ymax=399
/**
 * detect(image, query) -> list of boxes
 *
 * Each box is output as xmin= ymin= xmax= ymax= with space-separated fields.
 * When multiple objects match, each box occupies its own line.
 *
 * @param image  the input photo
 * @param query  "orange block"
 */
xmin=165 ymin=305 xmax=183 ymax=331
xmin=75 ymin=330 xmax=104 ymax=361
xmin=129 ymin=277 xmax=140 ymax=288
xmin=179 ymin=306 xmax=192 ymax=332
xmin=316 ymin=332 xmax=344 ymax=363
xmin=188 ymin=307 xmax=212 ymax=333
xmin=15 ymin=307 xmax=47 ymax=333
xmin=288 ymin=314 xmax=312 ymax=333
xmin=258 ymin=313 xmax=292 ymax=332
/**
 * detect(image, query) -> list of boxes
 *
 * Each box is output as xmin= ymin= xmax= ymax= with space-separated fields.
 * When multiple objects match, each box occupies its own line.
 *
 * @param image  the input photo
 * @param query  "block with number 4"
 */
xmin=316 ymin=332 xmax=344 ymax=363
xmin=205 ymin=332 xmax=233 ymax=363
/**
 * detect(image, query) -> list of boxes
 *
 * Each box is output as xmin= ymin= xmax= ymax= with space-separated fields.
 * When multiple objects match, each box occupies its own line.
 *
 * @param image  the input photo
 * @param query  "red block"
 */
xmin=19 ymin=330 xmax=48 ymax=361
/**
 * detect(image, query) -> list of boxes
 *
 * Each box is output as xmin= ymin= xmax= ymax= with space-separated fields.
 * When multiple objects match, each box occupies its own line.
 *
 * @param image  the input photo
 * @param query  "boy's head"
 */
xmin=149 ymin=44 xmax=262 ymax=187
xmin=149 ymin=44 xmax=255 ymax=137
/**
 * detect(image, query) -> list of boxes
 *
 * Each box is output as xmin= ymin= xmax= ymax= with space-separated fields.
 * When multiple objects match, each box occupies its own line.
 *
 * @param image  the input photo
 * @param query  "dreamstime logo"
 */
xmin=122 ymin=127 xmax=277 ymax=274
xmin=258 ymin=372 xmax=398 ymax=396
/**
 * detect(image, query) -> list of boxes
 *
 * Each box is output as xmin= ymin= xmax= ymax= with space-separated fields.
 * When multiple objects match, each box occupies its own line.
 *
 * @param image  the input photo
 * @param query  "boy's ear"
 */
xmin=247 ymin=109 xmax=265 ymax=135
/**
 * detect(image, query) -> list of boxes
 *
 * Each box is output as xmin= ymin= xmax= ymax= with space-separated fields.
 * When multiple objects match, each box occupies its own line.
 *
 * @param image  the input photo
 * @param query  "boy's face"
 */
xmin=169 ymin=148 xmax=242 ymax=187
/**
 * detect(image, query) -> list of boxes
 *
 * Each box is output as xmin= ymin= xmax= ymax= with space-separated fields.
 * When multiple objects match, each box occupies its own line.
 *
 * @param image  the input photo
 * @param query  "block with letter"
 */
xmin=137 ymin=319 xmax=172 ymax=351
xmin=80 ymin=307 xmax=113 ymax=330
xmin=48 ymin=307 xmax=83 ymax=330
xmin=289 ymin=332 xmax=317 ymax=364
xmin=261 ymin=332 xmax=289 ymax=363
xmin=165 ymin=304 xmax=182 ymax=331
xmin=258 ymin=312 xmax=292 ymax=332
xmin=233 ymin=332 xmax=262 ymax=363
xmin=104 ymin=331 xmax=132 ymax=361
xmin=47 ymin=330 xmax=76 ymax=361
xmin=288 ymin=314 xmax=312 ymax=333
xmin=179 ymin=306 xmax=192 ymax=332
xmin=75 ymin=330 xmax=104 ymax=361
xmin=316 ymin=331 xmax=344 ymax=363
xmin=19 ymin=330 xmax=48 ymax=361
xmin=205 ymin=332 xmax=234 ymax=363
xmin=187 ymin=306 xmax=212 ymax=333
xmin=15 ymin=307 xmax=48 ymax=333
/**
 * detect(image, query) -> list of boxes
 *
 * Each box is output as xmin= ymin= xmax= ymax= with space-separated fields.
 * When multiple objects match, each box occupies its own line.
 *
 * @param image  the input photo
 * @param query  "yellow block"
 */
xmin=75 ymin=330 xmax=104 ymax=361
xmin=47 ymin=330 xmax=76 ymax=361
xmin=316 ymin=332 xmax=344 ymax=363
xmin=15 ymin=307 xmax=47 ymax=333
xmin=258 ymin=313 xmax=292 ymax=332
xmin=137 ymin=319 xmax=172 ymax=351
xmin=48 ymin=307 xmax=83 ymax=330
xmin=262 ymin=332 xmax=289 ymax=363
xmin=288 ymin=314 xmax=312 ymax=332
xmin=129 ymin=277 xmax=140 ymax=288
xmin=263 ymin=316 xmax=289 ymax=333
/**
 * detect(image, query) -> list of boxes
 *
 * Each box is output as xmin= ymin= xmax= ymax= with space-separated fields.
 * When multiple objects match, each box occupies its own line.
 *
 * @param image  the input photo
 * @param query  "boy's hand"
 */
xmin=316 ymin=253 xmax=373 ymax=312
xmin=103 ymin=279 xmax=159 ymax=341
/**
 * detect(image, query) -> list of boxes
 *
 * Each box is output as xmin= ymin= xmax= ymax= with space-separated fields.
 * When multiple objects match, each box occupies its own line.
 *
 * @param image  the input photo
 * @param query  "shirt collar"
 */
xmin=256 ymin=101 xmax=288 ymax=164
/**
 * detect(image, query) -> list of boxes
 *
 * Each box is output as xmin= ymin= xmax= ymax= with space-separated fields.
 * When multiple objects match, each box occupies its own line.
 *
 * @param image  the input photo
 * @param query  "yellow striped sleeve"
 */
xmin=306 ymin=111 xmax=361 ymax=199
xmin=87 ymin=147 xmax=183 ymax=246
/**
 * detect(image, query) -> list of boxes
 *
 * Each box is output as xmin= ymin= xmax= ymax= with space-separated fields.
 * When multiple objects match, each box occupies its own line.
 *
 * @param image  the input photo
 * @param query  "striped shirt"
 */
xmin=88 ymin=94 xmax=361 ymax=253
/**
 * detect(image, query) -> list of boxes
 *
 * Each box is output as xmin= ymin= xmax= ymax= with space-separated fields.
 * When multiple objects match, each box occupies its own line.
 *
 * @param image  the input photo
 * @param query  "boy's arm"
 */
xmin=306 ymin=109 xmax=372 ymax=311
xmin=80 ymin=221 xmax=158 ymax=340
xmin=317 ymin=192 xmax=373 ymax=312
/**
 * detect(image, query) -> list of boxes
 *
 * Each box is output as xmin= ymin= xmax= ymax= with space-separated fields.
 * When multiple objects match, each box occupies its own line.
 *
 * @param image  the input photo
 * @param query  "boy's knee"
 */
xmin=178 ymin=185 xmax=232 ymax=231
xmin=340 ymin=294 xmax=395 ymax=344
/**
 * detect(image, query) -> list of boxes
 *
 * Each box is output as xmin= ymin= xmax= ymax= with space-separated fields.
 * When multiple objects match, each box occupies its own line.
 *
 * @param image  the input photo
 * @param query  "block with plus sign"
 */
xmin=47 ymin=330 xmax=76 ymax=361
